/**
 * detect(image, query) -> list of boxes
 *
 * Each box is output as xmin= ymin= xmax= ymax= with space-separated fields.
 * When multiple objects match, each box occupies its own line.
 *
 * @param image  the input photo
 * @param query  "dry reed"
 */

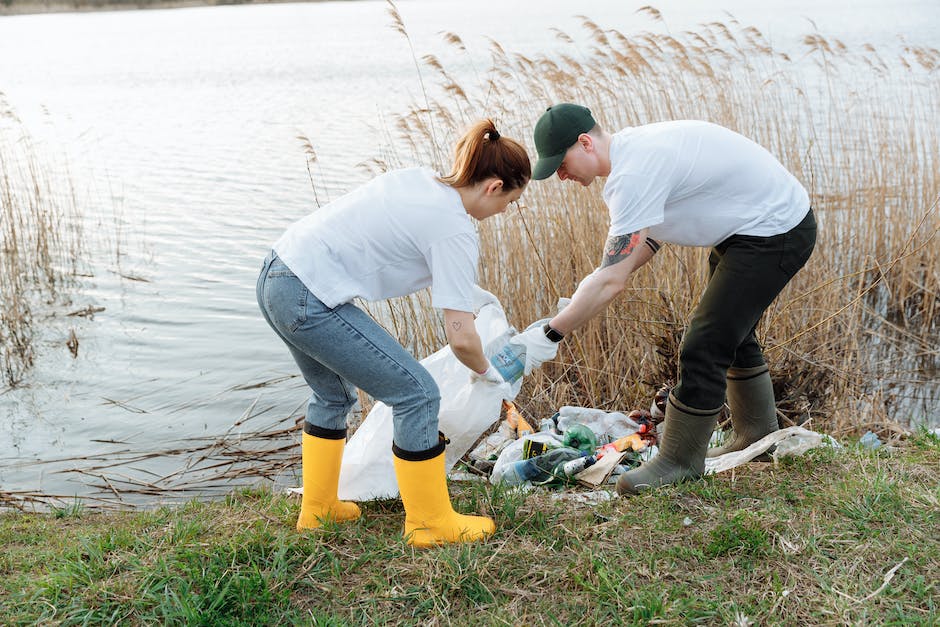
xmin=376 ymin=10 xmax=939 ymax=433
xmin=0 ymin=96 xmax=85 ymax=387
xmin=1 ymin=375 xmax=309 ymax=510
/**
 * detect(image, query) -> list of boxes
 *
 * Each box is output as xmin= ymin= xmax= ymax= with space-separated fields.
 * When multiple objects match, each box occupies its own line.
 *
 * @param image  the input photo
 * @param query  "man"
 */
xmin=512 ymin=103 xmax=816 ymax=495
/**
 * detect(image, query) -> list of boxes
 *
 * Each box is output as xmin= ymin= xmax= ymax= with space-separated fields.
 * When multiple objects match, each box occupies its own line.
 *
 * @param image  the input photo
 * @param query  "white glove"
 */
xmin=470 ymin=364 xmax=505 ymax=385
xmin=508 ymin=321 xmax=561 ymax=375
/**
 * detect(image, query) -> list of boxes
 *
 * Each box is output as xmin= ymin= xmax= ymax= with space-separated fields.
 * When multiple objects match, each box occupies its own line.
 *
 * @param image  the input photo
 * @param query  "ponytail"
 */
xmin=439 ymin=119 xmax=531 ymax=191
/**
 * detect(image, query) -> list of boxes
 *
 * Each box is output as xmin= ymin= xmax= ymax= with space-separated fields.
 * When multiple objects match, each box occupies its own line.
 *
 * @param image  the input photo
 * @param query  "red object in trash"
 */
xmin=596 ymin=433 xmax=648 ymax=457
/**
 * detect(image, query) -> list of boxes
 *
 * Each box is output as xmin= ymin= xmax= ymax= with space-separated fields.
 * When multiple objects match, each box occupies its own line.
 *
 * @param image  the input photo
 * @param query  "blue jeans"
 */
xmin=256 ymin=251 xmax=441 ymax=452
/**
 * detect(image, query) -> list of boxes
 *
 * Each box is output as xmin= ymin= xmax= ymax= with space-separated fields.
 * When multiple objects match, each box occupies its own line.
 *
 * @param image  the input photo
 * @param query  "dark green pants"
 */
xmin=672 ymin=209 xmax=817 ymax=410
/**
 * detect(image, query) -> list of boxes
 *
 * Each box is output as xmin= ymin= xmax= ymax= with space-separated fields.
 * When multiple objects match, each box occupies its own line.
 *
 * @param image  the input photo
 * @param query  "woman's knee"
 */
xmin=393 ymin=369 xmax=441 ymax=414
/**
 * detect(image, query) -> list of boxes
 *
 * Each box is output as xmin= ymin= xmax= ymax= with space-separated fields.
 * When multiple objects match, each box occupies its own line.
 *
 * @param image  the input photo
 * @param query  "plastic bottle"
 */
xmin=502 ymin=400 xmax=519 ymax=431
xmin=563 ymin=423 xmax=597 ymax=454
xmin=560 ymin=454 xmax=597 ymax=477
xmin=496 ymin=447 xmax=582 ymax=485
xmin=468 ymin=419 xmax=515 ymax=463
xmin=487 ymin=332 xmax=526 ymax=383
xmin=498 ymin=457 xmax=547 ymax=485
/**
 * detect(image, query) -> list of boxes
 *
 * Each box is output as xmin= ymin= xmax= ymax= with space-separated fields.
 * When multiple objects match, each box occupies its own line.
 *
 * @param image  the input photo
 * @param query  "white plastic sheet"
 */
xmin=337 ymin=287 xmax=521 ymax=501
xmin=704 ymin=425 xmax=841 ymax=474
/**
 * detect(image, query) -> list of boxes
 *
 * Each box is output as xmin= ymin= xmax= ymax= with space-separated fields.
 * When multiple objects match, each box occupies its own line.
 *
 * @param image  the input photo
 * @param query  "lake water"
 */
xmin=1 ymin=0 xmax=938 ymax=504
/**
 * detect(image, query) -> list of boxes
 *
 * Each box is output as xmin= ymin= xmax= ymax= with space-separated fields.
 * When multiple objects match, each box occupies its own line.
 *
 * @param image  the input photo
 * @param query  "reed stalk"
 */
xmin=0 ymin=100 xmax=84 ymax=387
xmin=377 ymin=11 xmax=940 ymax=432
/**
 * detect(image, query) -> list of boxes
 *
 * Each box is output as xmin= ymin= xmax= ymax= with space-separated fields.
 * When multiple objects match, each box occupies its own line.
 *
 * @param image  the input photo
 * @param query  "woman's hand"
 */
xmin=470 ymin=365 xmax=505 ymax=385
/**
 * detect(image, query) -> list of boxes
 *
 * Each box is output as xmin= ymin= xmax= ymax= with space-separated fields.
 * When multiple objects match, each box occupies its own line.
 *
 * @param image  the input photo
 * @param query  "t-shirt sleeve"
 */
xmin=603 ymin=170 xmax=670 ymax=237
xmin=427 ymin=232 xmax=479 ymax=312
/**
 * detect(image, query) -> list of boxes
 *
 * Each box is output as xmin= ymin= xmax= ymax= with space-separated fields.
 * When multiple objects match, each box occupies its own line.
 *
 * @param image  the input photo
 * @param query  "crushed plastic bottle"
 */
xmin=562 ymin=423 xmax=597 ymax=454
xmin=468 ymin=419 xmax=515 ymax=463
xmin=859 ymin=430 xmax=883 ymax=450
xmin=486 ymin=329 xmax=526 ymax=383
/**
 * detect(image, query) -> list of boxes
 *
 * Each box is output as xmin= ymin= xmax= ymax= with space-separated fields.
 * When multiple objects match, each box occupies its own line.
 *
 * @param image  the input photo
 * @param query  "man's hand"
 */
xmin=470 ymin=365 xmax=505 ymax=385
xmin=509 ymin=322 xmax=561 ymax=375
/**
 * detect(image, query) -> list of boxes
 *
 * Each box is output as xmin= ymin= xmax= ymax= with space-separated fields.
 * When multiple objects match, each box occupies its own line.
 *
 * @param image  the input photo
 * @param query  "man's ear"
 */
xmin=578 ymin=133 xmax=594 ymax=153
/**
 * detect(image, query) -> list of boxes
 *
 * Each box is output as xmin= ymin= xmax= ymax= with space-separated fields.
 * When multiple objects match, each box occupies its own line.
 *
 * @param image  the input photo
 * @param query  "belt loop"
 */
xmin=262 ymin=249 xmax=276 ymax=269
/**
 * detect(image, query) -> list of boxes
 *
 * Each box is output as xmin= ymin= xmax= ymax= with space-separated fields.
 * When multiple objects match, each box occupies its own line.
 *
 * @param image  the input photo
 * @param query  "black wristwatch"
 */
xmin=543 ymin=323 xmax=564 ymax=343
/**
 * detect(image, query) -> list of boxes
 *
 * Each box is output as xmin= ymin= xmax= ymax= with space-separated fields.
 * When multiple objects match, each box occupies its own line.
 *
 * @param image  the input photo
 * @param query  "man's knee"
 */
xmin=676 ymin=333 xmax=730 ymax=410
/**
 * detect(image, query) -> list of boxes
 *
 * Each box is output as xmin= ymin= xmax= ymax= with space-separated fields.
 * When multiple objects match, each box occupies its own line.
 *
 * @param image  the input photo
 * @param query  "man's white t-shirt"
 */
xmin=603 ymin=121 xmax=810 ymax=247
xmin=273 ymin=167 xmax=478 ymax=312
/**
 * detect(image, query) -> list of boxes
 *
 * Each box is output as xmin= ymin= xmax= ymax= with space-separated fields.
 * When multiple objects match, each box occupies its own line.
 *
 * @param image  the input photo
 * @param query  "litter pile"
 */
xmin=465 ymin=390 xmax=668 ymax=490
xmin=332 ymin=289 xmax=840 ymax=502
xmin=462 ymin=386 xmax=843 ymax=491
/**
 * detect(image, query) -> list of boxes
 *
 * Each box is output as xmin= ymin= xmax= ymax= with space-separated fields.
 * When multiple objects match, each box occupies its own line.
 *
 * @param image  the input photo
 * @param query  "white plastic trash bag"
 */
xmin=337 ymin=287 xmax=521 ymax=501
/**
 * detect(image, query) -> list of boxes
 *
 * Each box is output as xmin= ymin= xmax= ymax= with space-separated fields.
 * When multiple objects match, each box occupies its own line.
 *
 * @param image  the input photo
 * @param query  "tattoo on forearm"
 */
xmin=601 ymin=231 xmax=642 ymax=267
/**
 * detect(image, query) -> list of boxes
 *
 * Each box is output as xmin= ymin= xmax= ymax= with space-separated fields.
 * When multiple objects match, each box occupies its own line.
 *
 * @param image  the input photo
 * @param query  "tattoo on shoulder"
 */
xmin=601 ymin=232 xmax=642 ymax=267
xmin=451 ymin=321 xmax=462 ymax=331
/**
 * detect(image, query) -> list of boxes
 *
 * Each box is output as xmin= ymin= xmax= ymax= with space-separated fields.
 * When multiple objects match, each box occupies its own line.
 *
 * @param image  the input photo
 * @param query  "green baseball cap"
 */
xmin=532 ymin=103 xmax=596 ymax=180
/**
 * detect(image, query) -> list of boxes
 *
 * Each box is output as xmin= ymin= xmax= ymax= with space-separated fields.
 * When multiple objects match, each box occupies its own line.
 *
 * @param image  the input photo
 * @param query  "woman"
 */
xmin=257 ymin=120 xmax=530 ymax=547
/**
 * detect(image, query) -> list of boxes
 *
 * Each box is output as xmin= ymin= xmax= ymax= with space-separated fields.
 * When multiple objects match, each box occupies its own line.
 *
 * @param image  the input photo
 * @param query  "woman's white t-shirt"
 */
xmin=603 ymin=121 xmax=810 ymax=247
xmin=273 ymin=167 xmax=478 ymax=312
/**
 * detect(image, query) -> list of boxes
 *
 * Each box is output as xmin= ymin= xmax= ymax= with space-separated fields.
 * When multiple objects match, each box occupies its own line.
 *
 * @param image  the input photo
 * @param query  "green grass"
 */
xmin=1 ymin=436 xmax=938 ymax=625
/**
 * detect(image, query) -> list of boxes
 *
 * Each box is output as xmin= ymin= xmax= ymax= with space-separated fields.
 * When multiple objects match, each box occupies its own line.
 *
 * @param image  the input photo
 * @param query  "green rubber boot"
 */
xmin=616 ymin=394 xmax=719 ymax=496
xmin=707 ymin=365 xmax=778 ymax=458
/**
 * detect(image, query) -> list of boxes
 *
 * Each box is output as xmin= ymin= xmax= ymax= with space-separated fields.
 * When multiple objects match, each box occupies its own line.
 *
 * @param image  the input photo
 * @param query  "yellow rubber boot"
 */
xmin=296 ymin=425 xmax=361 ymax=531
xmin=393 ymin=435 xmax=495 ymax=547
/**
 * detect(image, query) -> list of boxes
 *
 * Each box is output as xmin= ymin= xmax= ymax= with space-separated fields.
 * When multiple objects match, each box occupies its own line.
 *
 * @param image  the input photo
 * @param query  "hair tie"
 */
xmin=487 ymin=129 xmax=500 ymax=141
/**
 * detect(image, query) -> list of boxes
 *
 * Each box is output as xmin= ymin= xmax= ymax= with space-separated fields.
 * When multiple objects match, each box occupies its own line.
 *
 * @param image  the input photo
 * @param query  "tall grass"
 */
xmin=0 ymin=95 xmax=84 ymax=387
xmin=374 ymin=6 xmax=940 ymax=432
